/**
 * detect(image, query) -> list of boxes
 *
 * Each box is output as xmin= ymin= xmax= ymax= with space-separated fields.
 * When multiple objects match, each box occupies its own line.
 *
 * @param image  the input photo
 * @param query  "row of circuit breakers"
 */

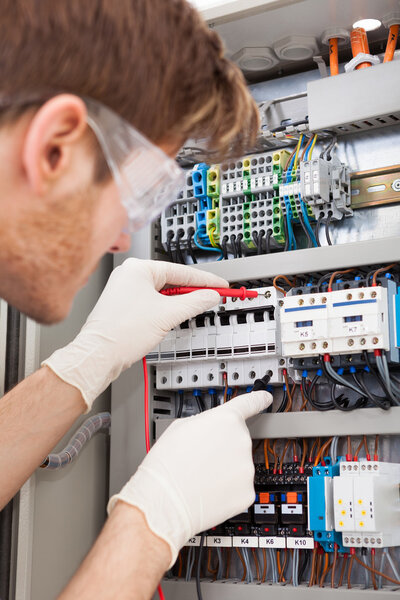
xmin=161 ymin=147 xmax=351 ymax=256
xmin=147 ymin=276 xmax=400 ymax=389
xmin=184 ymin=457 xmax=400 ymax=554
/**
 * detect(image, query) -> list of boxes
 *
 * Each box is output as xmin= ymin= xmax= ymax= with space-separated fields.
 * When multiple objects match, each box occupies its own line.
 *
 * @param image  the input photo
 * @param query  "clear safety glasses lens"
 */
xmin=85 ymin=98 xmax=184 ymax=232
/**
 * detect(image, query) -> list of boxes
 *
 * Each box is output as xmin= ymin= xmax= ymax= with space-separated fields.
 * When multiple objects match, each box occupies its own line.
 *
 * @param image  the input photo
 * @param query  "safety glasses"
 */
xmin=85 ymin=98 xmax=185 ymax=232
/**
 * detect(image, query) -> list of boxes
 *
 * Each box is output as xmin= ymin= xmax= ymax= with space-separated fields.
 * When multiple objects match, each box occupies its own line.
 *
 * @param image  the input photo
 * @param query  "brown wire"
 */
xmin=371 ymin=550 xmax=377 ymax=590
xmin=308 ymin=438 xmax=319 ymax=462
xmin=207 ymin=548 xmax=218 ymax=576
xmin=331 ymin=545 xmax=338 ymax=588
xmin=328 ymin=269 xmax=354 ymax=291
xmin=252 ymin=548 xmax=260 ymax=582
xmin=272 ymin=439 xmax=279 ymax=470
xmin=232 ymin=386 xmax=238 ymax=399
xmin=314 ymin=437 xmax=333 ymax=466
xmin=177 ymin=550 xmax=183 ymax=577
xmin=300 ymin=438 xmax=308 ymax=469
xmin=353 ymin=436 xmax=365 ymax=460
xmin=273 ymin=275 xmax=296 ymax=296
xmin=284 ymin=145 xmax=297 ymax=170
xmin=225 ymin=548 xmax=231 ymax=579
xmin=354 ymin=552 xmax=400 ymax=586
xmin=283 ymin=370 xmax=293 ymax=411
xmin=263 ymin=439 xmax=269 ymax=471
xmin=261 ymin=548 xmax=267 ymax=583
xmin=280 ymin=440 xmax=291 ymax=471
xmin=235 ymin=548 xmax=247 ymax=582
xmin=338 ymin=554 xmax=348 ymax=587
xmin=279 ymin=549 xmax=288 ymax=582
xmin=301 ymin=135 xmax=314 ymax=161
xmin=315 ymin=552 xmax=323 ymax=584
xmin=347 ymin=555 xmax=354 ymax=589
xmin=300 ymin=384 xmax=308 ymax=410
xmin=347 ymin=436 xmax=352 ymax=457
xmin=363 ymin=435 xmax=369 ymax=458
xmin=372 ymin=263 xmax=396 ymax=287
xmin=308 ymin=548 xmax=317 ymax=587
xmin=319 ymin=552 xmax=331 ymax=587
xmin=223 ymin=375 xmax=228 ymax=403
xmin=374 ymin=434 xmax=380 ymax=458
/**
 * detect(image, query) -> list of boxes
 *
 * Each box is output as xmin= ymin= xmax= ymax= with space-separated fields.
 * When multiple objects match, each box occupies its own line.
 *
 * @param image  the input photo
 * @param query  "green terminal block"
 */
xmin=242 ymin=157 xmax=253 ymax=198
xmin=272 ymin=196 xmax=285 ymax=245
xmin=207 ymin=165 xmax=220 ymax=199
xmin=206 ymin=208 xmax=220 ymax=245
xmin=242 ymin=202 xmax=255 ymax=249
xmin=272 ymin=149 xmax=292 ymax=188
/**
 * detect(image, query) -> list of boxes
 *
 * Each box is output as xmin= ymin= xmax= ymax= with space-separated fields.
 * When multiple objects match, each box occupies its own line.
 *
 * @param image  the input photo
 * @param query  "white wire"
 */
xmin=361 ymin=553 xmax=370 ymax=589
xmin=378 ymin=549 xmax=387 ymax=589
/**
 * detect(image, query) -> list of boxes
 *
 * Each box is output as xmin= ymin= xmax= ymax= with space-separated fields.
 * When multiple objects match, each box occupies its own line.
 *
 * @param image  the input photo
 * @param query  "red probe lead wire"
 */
xmin=161 ymin=286 xmax=258 ymax=300
xmin=142 ymin=357 xmax=165 ymax=600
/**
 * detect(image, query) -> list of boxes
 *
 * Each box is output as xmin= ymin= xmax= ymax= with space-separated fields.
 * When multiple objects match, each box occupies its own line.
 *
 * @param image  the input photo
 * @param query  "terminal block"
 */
xmin=333 ymin=460 xmax=400 ymax=548
xmin=161 ymin=169 xmax=198 ymax=251
xmin=300 ymin=156 xmax=352 ymax=222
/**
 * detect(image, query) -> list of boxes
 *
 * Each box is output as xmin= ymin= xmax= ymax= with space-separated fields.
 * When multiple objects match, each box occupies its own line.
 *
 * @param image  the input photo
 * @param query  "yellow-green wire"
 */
xmin=209 ymin=227 xmax=218 ymax=248
xmin=291 ymin=134 xmax=303 ymax=182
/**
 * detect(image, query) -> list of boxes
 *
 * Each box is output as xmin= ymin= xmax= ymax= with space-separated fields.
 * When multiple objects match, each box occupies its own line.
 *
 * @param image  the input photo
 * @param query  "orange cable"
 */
xmin=235 ymin=548 xmax=247 ymax=582
xmin=314 ymin=437 xmax=333 ymax=467
xmin=262 ymin=548 xmax=267 ymax=583
xmin=329 ymin=37 xmax=339 ymax=76
xmin=331 ymin=545 xmax=338 ymax=588
xmin=384 ymin=24 xmax=399 ymax=62
xmin=372 ymin=263 xmax=396 ymax=286
xmin=308 ymin=548 xmax=317 ymax=587
xmin=350 ymin=28 xmax=371 ymax=69
xmin=353 ymin=552 xmax=400 ymax=586
xmin=328 ymin=269 xmax=354 ymax=292
xmin=347 ymin=554 xmax=354 ymax=589
xmin=338 ymin=554 xmax=348 ymax=587
xmin=273 ymin=275 xmax=296 ymax=296
xmin=300 ymin=438 xmax=308 ymax=470
xmin=263 ymin=439 xmax=270 ymax=471
xmin=371 ymin=549 xmax=377 ymax=590
xmin=252 ymin=548 xmax=260 ymax=582
xmin=319 ymin=552 xmax=331 ymax=587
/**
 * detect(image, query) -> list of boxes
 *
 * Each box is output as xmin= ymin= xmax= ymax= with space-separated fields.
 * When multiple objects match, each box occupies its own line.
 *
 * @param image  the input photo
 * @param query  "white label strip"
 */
xmin=281 ymin=504 xmax=303 ymax=515
xmin=186 ymin=536 xmax=201 ymax=547
xmin=286 ymin=537 xmax=315 ymax=549
xmin=232 ymin=536 xmax=259 ymax=548
xmin=206 ymin=536 xmax=232 ymax=548
xmin=259 ymin=537 xmax=286 ymax=549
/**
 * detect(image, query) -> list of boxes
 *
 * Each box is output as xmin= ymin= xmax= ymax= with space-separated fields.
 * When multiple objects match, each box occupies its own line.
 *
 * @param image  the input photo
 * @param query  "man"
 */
xmin=0 ymin=1 xmax=272 ymax=598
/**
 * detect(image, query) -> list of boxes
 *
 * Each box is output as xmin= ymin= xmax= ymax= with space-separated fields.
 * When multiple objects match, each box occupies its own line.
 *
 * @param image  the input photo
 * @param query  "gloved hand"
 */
xmin=107 ymin=390 xmax=272 ymax=567
xmin=43 ymin=259 xmax=227 ymax=411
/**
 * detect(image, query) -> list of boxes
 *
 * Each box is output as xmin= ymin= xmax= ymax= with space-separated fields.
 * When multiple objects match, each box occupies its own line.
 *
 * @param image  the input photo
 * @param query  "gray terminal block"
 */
xmin=220 ymin=197 xmax=247 ymax=245
xmin=161 ymin=169 xmax=198 ymax=250
xmin=300 ymin=157 xmax=352 ymax=222
xmin=247 ymin=192 xmax=275 ymax=237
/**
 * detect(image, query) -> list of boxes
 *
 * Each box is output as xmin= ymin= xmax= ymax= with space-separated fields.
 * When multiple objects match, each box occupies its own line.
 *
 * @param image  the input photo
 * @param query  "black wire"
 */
xmin=187 ymin=230 xmax=197 ymax=264
xmin=236 ymin=234 xmax=243 ymax=258
xmin=276 ymin=389 xmax=288 ymax=413
xmin=166 ymin=231 xmax=175 ymax=263
xmin=221 ymin=237 xmax=228 ymax=260
xmin=307 ymin=374 xmax=335 ymax=410
xmin=196 ymin=533 xmax=205 ymax=600
xmin=257 ymin=230 xmax=265 ymax=255
xmin=283 ymin=216 xmax=289 ymax=252
xmin=195 ymin=395 xmax=205 ymax=413
xmin=176 ymin=393 xmax=184 ymax=418
xmin=298 ymin=549 xmax=311 ymax=583
xmin=330 ymin=384 xmax=353 ymax=411
xmin=315 ymin=214 xmax=323 ymax=247
xmin=298 ymin=213 xmax=313 ymax=248
xmin=325 ymin=213 xmax=333 ymax=246
xmin=356 ymin=372 xmax=390 ymax=410
xmin=291 ymin=217 xmax=298 ymax=250
xmin=176 ymin=232 xmax=185 ymax=264
xmin=252 ymin=230 xmax=259 ymax=251
xmin=317 ymin=272 xmax=332 ymax=291
xmin=321 ymin=361 xmax=366 ymax=405
xmin=265 ymin=229 xmax=272 ymax=254
xmin=230 ymin=234 xmax=238 ymax=259
xmin=362 ymin=351 xmax=394 ymax=405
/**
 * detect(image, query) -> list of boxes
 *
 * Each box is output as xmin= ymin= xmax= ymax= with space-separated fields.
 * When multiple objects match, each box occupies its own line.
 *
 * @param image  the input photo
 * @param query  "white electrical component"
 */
xmin=333 ymin=461 xmax=400 ymax=548
xmin=281 ymin=287 xmax=390 ymax=358
xmin=148 ymin=287 xmax=285 ymax=388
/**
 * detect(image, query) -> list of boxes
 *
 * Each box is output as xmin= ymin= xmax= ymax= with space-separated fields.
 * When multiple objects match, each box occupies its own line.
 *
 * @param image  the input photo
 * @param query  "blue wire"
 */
xmin=193 ymin=230 xmax=223 ymax=261
xmin=299 ymin=197 xmax=318 ymax=248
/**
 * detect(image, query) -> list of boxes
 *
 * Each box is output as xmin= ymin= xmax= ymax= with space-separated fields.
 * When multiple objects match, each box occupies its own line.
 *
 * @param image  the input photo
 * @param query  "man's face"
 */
xmin=0 ymin=95 xmax=177 ymax=324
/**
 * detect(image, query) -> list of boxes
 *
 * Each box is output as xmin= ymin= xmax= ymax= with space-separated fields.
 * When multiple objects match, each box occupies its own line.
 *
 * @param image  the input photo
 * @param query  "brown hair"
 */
xmin=0 ymin=0 xmax=259 ymax=160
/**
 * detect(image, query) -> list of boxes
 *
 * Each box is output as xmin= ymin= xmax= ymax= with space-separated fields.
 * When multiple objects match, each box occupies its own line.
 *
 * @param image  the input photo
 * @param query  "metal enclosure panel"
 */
xmin=13 ymin=258 xmax=112 ymax=600
xmin=308 ymin=61 xmax=400 ymax=132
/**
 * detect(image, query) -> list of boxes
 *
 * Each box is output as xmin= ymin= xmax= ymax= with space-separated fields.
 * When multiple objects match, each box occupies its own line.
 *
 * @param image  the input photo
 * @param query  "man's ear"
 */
xmin=22 ymin=94 xmax=88 ymax=194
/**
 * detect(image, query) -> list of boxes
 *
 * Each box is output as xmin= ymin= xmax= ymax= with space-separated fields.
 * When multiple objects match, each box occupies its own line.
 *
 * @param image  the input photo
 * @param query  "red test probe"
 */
xmin=160 ymin=286 xmax=259 ymax=300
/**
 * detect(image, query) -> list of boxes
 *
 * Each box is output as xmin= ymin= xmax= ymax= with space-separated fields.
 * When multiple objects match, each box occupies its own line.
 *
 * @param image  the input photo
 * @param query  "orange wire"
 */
xmin=300 ymin=438 xmax=308 ymax=469
xmin=235 ymin=548 xmax=247 ymax=582
xmin=384 ymin=24 xmax=399 ymax=62
xmin=319 ymin=552 xmax=331 ymax=587
xmin=374 ymin=434 xmax=379 ymax=459
xmin=350 ymin=28 xmax=371 ymax=69
xmin=223 ymin=374 xmax=228 ymax=403
xmin=300 ymin=384 xmax=308 ymax=410
xmin=280 ymin=440 xmax=291 ymax=471
xmin=252 ymin=548 xmax=260 ymax=582
xmin=177 ymin=551 xmax=183 ymax=577
xmin=273 ymin=275 xmax=296 ymax=296
xmin=309 ymin=437 xmax=319 ymax=462
xmin=338 ymin=554 xmax=348 ymax=587
xmin=308 ymin=548 xmax=317 ymax=587
xmin=283 ymin=370 xmax=293 ymax=412
xmin=347 ymin=555 xmax=354 ymax=588
xmin=262 ymin=548 xmax=267 ymax=583
xmin=329 ymin=37 xmax=339 ymax=76
xmin=331 ymin=545 xmax=338 ymax=588
xmin=353 ymin=552 xmax=400 ymax=586
xmin=353 ymin=436 xmax=365 ymax=461
xmin=263 ymin=439 xmax=270 ymax=471
xmin=328 ymin=269 xmax=354 ymax=292
xmin=272 ymin=440 xmax=279 ymax=470
xmin=347 ymin=436 xmax=352 ymax=457
xmin=371 ymin=550 xmax=377 ymax=590
xmin=225 ymin=548 xmax=231 ymax=579
xmin=372 ymin=263 xmax=396 ymax=286
xmin=314 ymin=437 xmax=333 ymax=467
xmin=207 ymin=548 xmax=218 ymax=576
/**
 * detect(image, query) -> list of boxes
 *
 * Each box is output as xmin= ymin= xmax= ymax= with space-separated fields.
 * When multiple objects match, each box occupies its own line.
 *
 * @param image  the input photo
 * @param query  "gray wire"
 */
xmin=185 ymin=546 xmax=194 ymax=582
xmin=330 ymin=436 xmax=339 ymax=464
xmin=385 ymin=547 xmax=400 ymax=581
xmin=271 ymin=549 xmax=279 ymax=583
xmin=381 ymin=354 xmax=400 ymax=398
xmin=216 ymin=548 xmax=223 ymax=580
xmin=292 ymin=549 xmax=299 ymax=587
xmin=242 ymin=548 xmax=253 ymax=583
xmin=376 ymin=355 xmax=400 ymax=406
xmin=325 ymin=361 xmax=365 ymax=396
xmin=378 ymin=549 xmax=386 ymax=589
xmin=361 ymin=554 xmax=370 ymax=589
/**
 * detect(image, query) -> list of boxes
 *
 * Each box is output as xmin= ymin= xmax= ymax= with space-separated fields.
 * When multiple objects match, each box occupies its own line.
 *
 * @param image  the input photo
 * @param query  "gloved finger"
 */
xmin=223 ymin=390 xmax=273 ymax=421
xmin=147 ymin=261 xmax=228 ymax=291
xmin=165 ymin=289 xmax=221 ymax=324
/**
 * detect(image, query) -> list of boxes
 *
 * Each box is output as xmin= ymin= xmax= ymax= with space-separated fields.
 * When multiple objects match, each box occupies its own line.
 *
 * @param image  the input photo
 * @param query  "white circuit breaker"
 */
xmin=333 ymin=461 xmax=400 ymax=548
xmin=281 ymin=287 xmax=390 ymax=358
xmin=147 ymin=287 xmax=285 ymax=388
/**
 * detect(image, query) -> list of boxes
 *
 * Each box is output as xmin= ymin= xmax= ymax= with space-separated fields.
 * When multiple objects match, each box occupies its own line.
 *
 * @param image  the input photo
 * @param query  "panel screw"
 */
xmin=344 ymin=537 xmax=349 ymax=544
xmin=356 ymin=538 xmax=361 ymax=544
xmin=311 ymin=342 xmax=317 ymax=349
xmin=354 ymin=464 xmax=358 ymax=471
xmin=232 ymin=296 xmax=237 ymax=302
xmin=372 ymin=337 xmax=379 ymax=345
xmin=371 ymin=291 xmax=377 ymax=298
xmin=371 ymin=538 xmax=376 ymax=544
xmin=360 ymin=338 xmax=366 ymax=345
xmin=347 ymin=293 xmax=353 ymax=300
xmin=220 ymin=306 xmax=225 ymax=312
xmin=348 ymin=339 xmax=354 ymax=346
xmin=299 ymin=343 xmax=305 ymax=351
xmin=322 ymin=297 xmax=327 ymax=303
xmin=279 ymin=359 xmax=285 ymax=365
xmin=310 ymin=297 xmax=315 ymax=304
xmin=220 ymin=363 xmax=226 ymax=370
xmin=298 ymin=298 xmax=304 ymax=305
xmin=361 ymin=464 xmax=366 ymax=470
xmin=377 ymin=538 xmax=382 ymax=544
xmin=392 ymin=178 xmax=400 ymax=192
xmin=373 ymin=464 xmax=378 ymax=470
xmin=279 ymin=300 xmax=284 ymax=307
xmin=264 ymin=291 xmax=271 ymax=299
xmin=359 ymin=292 xmax=365 ymax=299
xmin=364 ymin=538 xmax=369 ymax=544
xmin=323 ymin=341 xmax=328 ymax=349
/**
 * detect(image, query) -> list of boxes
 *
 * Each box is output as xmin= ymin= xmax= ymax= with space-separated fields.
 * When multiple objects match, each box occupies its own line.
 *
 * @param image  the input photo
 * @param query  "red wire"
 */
xmin=142 ymin=357 xmax=165 ymax=600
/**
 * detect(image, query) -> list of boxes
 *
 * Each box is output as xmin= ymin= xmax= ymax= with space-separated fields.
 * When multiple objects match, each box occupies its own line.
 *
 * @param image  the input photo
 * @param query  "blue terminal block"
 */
xmin=192 ymin=163 xmax=212 ymax=210
xmin=307 ymin=457 xmax=349 ymax=553
xmin=195 ymin=210 xmax=210 ymax=245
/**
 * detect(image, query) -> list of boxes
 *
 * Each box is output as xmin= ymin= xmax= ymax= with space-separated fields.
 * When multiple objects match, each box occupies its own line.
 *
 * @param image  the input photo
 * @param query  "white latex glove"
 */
xmin=107 ymin=390 xmax=272 ymax=567
xmin=43 ymin=258 xmax=227 ymax=411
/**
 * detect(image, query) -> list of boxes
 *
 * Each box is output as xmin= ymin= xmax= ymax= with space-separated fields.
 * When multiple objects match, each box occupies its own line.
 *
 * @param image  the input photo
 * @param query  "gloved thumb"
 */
xmin=165 ymin=289 xmax=221 ymax=324
xmin=223 ymin=390 xmax=273 ymax=420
